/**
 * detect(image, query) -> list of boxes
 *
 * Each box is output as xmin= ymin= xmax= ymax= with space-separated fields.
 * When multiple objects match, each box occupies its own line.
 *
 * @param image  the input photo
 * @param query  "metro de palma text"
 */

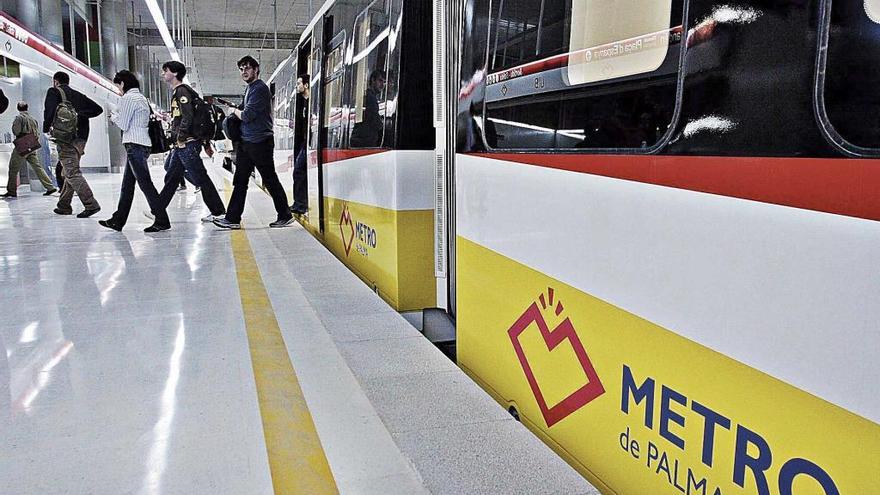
xmin=620 ymin=365 xmax=840 ymax=495
xmin=354 ymin=221 xmax=377 ymax=257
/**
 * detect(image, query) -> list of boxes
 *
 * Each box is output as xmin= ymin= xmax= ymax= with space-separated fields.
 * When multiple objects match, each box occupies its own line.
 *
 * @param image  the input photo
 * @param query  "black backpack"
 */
xmin=184 ymin=86 xmax=218 ymax=140
xmin=148 ymin=109 xmax=170 ymax=154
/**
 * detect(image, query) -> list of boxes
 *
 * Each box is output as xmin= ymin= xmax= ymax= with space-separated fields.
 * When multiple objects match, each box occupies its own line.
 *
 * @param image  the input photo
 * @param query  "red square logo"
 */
xmin=508 ymin=287 xmax=605 ymax=427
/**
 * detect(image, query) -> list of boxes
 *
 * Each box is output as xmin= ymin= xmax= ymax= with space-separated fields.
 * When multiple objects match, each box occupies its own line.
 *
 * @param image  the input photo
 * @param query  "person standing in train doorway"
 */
xmin=2 ymin=102 xmax=57 ymax=198
xmin=98 ymin=70 xmax=170 ymax=232
xmin=289 ymin=73 xmax=310 ymax=216
xmin=155 ymin=60 xmax=226 ymax=222
xmin=213 ymin=56 xmax=294 ymax=229
xmin=44 ymin=71 xmax=102 ymax=217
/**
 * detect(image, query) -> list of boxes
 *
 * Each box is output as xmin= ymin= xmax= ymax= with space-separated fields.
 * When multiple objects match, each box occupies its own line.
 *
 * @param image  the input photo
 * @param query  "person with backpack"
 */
xmin=212 ymin=56 xmax=293 ymax=229
xmin=2 ymin=102 xmax=56 ymax=198
xmin=43 ymin=71 xmax=102 ymax=217
xmin=155 ymin=61 xmax=225 ymax=222
xmin=98 ymin=70 xmax=170 ymax=232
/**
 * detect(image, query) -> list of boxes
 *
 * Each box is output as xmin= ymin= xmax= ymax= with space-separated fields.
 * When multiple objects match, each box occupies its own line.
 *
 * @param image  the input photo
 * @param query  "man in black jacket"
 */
xmin=155 ymin=61 xmax=225 ymax=222
xmin=44 ymin=71 xmax=102 ymax=217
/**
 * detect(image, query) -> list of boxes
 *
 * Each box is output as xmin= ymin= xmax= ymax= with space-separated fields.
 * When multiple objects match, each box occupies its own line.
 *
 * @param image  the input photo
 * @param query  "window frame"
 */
xmin=479 ymin=0 xmax=689 ymax=154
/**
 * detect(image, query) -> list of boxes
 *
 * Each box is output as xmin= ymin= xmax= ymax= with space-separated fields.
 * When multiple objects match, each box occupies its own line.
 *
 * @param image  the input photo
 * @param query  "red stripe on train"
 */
xmin=474 ymin=153 xmax=880 ymax=222
xmin=322 ymin=149 xmax=389 ymax=163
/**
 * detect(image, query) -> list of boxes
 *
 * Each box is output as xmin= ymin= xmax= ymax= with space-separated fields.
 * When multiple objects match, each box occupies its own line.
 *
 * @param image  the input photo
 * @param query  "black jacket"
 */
xmin=170 ymin=84 xmax=199 ymax=142
xmin=43 ymin=85 xmax=103 ymax=141
xmin=0 ymin=89 xmax=8 ymax=114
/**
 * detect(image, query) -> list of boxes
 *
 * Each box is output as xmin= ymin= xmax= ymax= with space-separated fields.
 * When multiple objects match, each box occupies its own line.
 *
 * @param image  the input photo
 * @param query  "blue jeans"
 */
xmin=112 ymin=143 xmax=169 ymax=227
xmin=157 ymin=141 xmax=225 ymax=216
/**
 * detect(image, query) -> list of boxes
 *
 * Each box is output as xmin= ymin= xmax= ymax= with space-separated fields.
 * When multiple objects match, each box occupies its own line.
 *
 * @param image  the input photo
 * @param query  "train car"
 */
xmin=0 ymin=12 xmax=121 ymax=184
xmin=274 ymin=0 xmax=880 ymax=493
xmin=270 ymin=0 xmax=438 ymax=316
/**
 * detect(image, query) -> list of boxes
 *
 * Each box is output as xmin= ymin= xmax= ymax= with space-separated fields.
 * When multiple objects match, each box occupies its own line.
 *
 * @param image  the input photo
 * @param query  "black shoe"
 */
xmin=98 ymin=219 xmax=122 ymax=232
xmin=1 ymin=192 xmax=16 ymax=198
xmin=144 ymin=223 xmax=171 ymax=233
xmin=289 ymin=206 xmax=307 ymax=215
xmin=269 ymin=216 xmax=296 ymax=228
xmin=77 ymin=207 xmax=101 ymax=218
xmin=43 ymin=189 xmax=57 ymax=196
xmin=54 ymin=207 xmax=72 ymax=215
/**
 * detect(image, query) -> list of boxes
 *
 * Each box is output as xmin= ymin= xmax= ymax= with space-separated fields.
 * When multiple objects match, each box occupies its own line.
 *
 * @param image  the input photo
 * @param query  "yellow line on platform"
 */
xmin=230 ymin=230 xmax=338 ymax=495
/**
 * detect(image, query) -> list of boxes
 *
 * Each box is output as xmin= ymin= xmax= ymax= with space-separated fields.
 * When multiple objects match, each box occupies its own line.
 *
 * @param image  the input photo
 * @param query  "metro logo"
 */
xmin=339 ymin=203 xmax=354 ymax=256
xmin=508 ymin=287 xmax=605 ymax=427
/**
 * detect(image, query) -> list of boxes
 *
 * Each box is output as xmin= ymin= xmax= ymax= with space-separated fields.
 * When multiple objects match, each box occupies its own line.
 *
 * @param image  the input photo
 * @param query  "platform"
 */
xmin=0 ymin=163 xmax=599 ymax=494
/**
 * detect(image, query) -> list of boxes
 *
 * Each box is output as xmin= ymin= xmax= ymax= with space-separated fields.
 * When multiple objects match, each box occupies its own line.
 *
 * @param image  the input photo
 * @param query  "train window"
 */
xmin=484 ymin=0 xmax=682 ymax=150
xmin=323 ymin=37 xmax=346 ymax=149
xmin=817 ymin=0 xmax=880 ymax=151
xmin=0 ymin=56 xmax=20 ymax=78
xmin=349 ymin=0 xmax=390 ymax=149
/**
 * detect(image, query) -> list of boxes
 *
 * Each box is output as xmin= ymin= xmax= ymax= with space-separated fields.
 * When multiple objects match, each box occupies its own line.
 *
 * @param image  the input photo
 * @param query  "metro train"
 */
xmin=0 ymin=12 xmax=121 ymax=187
xmin=270 ymin=0 xmax=879 ymax=493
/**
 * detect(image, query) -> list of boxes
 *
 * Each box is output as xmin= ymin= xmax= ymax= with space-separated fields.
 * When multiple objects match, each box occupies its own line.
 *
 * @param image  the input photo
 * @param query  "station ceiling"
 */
xmin=129 ymin=0 xmax=313 ymax=97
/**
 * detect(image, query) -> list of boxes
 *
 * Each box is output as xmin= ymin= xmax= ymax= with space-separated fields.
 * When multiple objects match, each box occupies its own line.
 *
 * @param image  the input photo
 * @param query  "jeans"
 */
xmin=225 ymin=138 xmax=290 ymax=223
xmin=157 ymin=141 xmax=225 ymax=216
xmin=291 ymin=148 xmax=308 ymax=212
xmin=111 ymin=144 xmax=169 ymax=227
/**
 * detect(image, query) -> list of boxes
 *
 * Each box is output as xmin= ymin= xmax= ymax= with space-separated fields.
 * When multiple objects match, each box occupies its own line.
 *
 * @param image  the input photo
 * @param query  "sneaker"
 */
xmin=143 ymin=210 xmax=155 ymax=221
xmin=176 ymin=185 xmax=187 ymax=192
xmin=43 ymin=189 xmax=57 ymax=196
xmin=77 ymin=207 xmax=101 ymax=218
xmin=53 ymin=207 xmax=72 ymax=215
xmin=144 ymin=223 xmax=171 ymax=233
xmin=212 ymin=217 xmax=241 ymax=230
xmin=98 ymin=219 xmax=122 ymax=232
xmin=194 ymin=187 xmax=201 ymax=194
xmin=269 ymin=217 xmax=296 ymax=228
xmin=201 ymin=213 xmax=223 ymax=223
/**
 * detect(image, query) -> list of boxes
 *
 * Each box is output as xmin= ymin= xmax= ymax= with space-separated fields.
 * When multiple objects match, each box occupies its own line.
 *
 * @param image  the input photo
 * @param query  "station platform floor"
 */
xmin=0 ymin=162 xmax=599 ymax=494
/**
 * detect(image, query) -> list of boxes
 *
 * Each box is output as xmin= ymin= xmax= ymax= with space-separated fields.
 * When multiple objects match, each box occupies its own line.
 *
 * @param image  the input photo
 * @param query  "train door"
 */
xmin=317 ymin=16 xmax=348 ymax=234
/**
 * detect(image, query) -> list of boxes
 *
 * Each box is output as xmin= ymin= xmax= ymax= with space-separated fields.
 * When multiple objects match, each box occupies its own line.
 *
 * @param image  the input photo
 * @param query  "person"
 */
xmin=350 ymin=69 xmax=386 ymax=148
xmin=43 ymin=71 xmax=102 ymax=217
xmin=2 ymin=102 xmax=56 ymax=198
xmin=0 ymin=88 xmax=8 ymax=114
xmin=155 ymin=60 xmax=225 ymax=222
xmin=213 ymin=55 xmax=294 ymax=229
xmin=289 ymin=74 xmax=309 ymax=215
xmin=98 ymin=70 xmax=170 ymax=233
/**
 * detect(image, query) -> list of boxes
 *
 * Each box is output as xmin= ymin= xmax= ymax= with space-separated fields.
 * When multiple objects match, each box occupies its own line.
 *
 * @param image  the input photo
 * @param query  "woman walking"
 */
xmin=99 ymin=70 xmax=170 ymax=232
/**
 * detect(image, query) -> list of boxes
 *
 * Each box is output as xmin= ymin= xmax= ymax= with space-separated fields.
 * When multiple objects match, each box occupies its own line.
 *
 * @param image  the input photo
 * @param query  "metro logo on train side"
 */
xmin=508 ymin=287 xmax=605 ymax=427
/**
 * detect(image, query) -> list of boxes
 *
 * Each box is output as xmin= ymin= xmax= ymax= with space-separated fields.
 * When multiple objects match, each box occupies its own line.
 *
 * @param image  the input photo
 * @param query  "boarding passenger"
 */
xmin=98 ymin=70 xmax=170 ymax=233
xmin=289 ymin=74 xmax=309 ymax=215
xmin=213 ymin=55 xmax=293 ymax=229
xmin=350 ymin=70 xmax=386 ymax=148
xmin=44 ymin=71 xmax=103 ymax=217
xmin=2 ymin=102 xmax=56 ymax=198
xmin=155 ymin=60 xmax=225 ymax=222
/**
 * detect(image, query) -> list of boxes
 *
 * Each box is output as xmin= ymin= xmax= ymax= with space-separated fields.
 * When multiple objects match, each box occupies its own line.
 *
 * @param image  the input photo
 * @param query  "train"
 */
xmin=0 ymin=12 xmax=121 ymax=189
xmin=271 ymin=0 xmax=880 ymax=493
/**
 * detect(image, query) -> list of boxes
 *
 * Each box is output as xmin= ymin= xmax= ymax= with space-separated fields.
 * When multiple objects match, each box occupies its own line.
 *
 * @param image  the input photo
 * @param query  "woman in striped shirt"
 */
xmin=99 ymin=70 xmax=171 ymax=232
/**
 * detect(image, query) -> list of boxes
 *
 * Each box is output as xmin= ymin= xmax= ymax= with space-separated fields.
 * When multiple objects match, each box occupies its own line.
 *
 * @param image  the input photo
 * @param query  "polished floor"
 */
xmin=0 ymin=172 xmax=275 ymax=494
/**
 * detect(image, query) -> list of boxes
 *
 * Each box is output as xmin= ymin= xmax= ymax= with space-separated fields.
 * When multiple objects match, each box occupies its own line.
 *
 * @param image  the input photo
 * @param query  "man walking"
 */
xmin=213 ymin=56 xmax=293 ymax=229
xmin=44 ymin=71 xmax=102 ymax=217
xmin=99 ymin=70 xmax=170 ymax=232
xmin=155 ymin=61 xmax=225 ymax=222
xmin=289 ymin=74 xmax=309 ymax=215
xmin=2 ymin=102 xmax=57 ymax=198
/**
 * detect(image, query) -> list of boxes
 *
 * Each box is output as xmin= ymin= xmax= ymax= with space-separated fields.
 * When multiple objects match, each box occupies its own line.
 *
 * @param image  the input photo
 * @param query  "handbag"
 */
xmin=148 ymin=110 xmax=170 ymax=154
xmin=13 ymin=133 xmax=41 ymax=156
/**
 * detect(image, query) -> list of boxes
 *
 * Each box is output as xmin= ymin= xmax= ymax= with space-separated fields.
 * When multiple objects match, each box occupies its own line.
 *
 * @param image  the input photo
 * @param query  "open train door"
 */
xmin=432 ymin=0 xmax=462 ymax=319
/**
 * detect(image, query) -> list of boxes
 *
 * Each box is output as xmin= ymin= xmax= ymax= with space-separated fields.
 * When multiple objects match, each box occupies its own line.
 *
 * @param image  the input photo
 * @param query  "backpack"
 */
xmin=185 ymin=86 xmax=218 ymax=140
xmin=50 ymin=88 xmax=78 ymax=143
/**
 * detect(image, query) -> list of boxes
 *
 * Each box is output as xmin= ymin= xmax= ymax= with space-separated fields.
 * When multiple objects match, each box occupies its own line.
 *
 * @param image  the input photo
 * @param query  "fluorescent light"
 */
xmin=144 ymin=0 xmax=181 ymax=62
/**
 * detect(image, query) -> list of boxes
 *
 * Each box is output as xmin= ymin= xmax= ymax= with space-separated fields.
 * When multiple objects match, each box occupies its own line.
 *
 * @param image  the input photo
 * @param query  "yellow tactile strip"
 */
xmin=231 ymin=230 xmax=339 ymax=494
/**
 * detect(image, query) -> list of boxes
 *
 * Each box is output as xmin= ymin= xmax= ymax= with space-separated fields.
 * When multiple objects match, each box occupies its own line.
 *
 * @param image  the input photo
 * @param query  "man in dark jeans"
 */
xmin=99 ymin=70 xmax=170 ymax=232
xmin=43 ymin=71 xmax=102 ymax=217
xmin=155 ymin=60 xmax=225 ymax=222
xmin=289 ymin=74 xmax=309 ymax=215
xmin=213 ymin=56 xmax=293 ymax=230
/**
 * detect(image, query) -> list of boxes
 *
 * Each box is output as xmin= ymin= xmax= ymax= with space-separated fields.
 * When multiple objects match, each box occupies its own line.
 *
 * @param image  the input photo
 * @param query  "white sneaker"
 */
xmin=143 ymin=210 xmax=155 ymax=221
xmin=201 ymin=213 xmax=222 ymax=223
